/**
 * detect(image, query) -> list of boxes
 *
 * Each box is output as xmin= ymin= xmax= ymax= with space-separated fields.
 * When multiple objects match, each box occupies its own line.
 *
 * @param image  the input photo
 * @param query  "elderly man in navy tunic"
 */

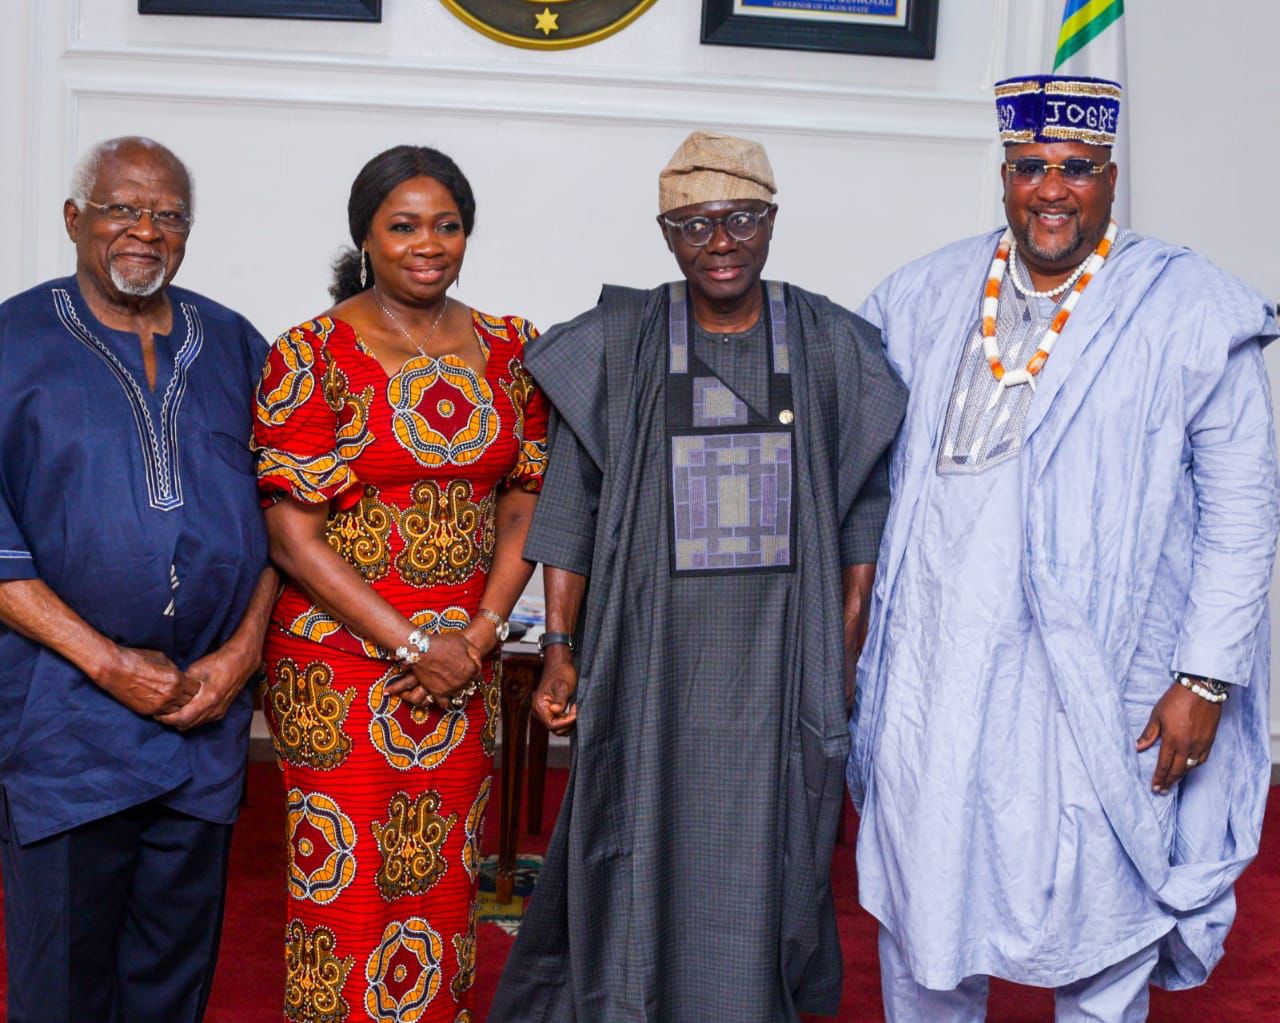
xmin=850 ymin=77 xmax=1280 ymax=1021
xmin=0 ymin=137 xmax=275 ymax=1022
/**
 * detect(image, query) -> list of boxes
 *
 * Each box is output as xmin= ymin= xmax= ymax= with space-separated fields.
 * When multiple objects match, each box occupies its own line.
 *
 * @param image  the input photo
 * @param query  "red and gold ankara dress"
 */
xmin=254 ymin=311 xmax=546 ymax=1023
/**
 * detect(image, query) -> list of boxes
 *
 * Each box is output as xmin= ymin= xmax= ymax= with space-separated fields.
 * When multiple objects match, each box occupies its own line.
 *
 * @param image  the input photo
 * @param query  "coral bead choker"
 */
xmin=981 ymin=221 xmax=1117 ymax=402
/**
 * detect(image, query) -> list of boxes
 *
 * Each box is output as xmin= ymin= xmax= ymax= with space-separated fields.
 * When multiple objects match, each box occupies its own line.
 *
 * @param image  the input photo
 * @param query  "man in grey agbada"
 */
xmin=490 ymin=130 xmax=906 ymax=1021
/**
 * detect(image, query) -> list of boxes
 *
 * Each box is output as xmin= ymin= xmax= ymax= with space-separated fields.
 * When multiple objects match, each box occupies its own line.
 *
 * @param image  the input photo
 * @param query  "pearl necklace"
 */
xmin=981 ymin=220 xmax=1117 ymax=403
xmin=374 ymin=288 xmax=449 ymax=357
xmin=1006 ymin=240 xmax=1089 ymax=299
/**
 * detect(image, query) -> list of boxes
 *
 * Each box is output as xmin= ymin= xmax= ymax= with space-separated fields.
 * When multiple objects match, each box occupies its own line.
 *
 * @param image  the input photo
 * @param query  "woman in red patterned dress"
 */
xmin=254 ymin=146 xmax=546 ymax=1023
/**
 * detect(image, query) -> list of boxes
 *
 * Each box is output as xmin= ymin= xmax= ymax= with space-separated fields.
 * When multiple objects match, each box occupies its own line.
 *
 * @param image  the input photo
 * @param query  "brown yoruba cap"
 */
xmin=658 ymin=130 xmax=777 ymax=214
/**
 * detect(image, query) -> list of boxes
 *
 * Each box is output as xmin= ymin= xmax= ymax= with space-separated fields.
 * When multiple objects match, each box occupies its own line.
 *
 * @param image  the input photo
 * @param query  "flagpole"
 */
xmin=1052 ymin=0 xmax=1132 ymax=226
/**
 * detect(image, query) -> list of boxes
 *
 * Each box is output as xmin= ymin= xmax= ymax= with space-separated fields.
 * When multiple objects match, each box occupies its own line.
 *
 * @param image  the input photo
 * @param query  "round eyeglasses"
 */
xmin=660 ymin=206 xmax=775 ymax=247
xmin=83 ymin=199 xmax=193 ymax=234
xmin=1003 ymin=158 xmax=1111 ymax=188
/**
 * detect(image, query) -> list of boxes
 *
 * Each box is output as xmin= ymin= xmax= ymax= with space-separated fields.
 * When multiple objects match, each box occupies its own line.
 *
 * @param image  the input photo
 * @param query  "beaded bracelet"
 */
xmin=1174 ymin=673 xmax=1229 ymax=705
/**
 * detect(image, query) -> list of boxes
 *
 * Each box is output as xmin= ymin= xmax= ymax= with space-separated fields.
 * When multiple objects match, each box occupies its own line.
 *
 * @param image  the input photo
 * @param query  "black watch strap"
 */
xmin=538 ymin=631 xmax=575 ymax=654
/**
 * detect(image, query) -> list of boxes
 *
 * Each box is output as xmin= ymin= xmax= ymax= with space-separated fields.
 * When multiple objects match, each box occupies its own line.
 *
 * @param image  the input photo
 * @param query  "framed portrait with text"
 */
xmin=137 ymin=0 xmax=380 ymax=21
xmin=701 ymin=0 xmax=937 ymax=59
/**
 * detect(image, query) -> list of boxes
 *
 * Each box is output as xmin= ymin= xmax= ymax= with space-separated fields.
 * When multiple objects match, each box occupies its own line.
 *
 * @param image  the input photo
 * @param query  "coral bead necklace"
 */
xmin=981 ymin=220 xmax=1117 ymax=400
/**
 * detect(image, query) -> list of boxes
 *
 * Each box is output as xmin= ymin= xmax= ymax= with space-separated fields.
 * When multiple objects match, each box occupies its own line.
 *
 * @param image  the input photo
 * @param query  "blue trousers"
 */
xmin=878 ymin=926 xmax=1160 ymax=1023
xmin=0 ymin=793 xmax=234 ymax=1023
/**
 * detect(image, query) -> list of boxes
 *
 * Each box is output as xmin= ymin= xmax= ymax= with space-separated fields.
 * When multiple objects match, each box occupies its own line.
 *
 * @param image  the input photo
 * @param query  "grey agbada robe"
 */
xmin=490 ymin=282 xmax=905 ymax=1022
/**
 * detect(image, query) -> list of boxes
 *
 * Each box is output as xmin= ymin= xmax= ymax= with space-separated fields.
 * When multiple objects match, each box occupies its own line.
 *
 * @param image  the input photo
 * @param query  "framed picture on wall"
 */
xmin=701 ymin=0 xmax=937 ymax=59
xmin=138 ymin=0 xmax=380 ymax=21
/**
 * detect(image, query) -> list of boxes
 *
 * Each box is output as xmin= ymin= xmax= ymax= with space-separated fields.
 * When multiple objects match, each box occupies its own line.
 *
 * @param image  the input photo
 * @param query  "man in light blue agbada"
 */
xmin=850 ymin=75 xmax=1279 ymax=1022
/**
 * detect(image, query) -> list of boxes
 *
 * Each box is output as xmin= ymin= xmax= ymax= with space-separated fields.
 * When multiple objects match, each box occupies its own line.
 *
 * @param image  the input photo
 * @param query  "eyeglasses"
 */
xmin=1003 ymin=158 xmax=1111 ymax=187
xmin=661 ymin=206 xmax=775 ymax=247
xmin=83 ymin=199 xmax=193 ymax=233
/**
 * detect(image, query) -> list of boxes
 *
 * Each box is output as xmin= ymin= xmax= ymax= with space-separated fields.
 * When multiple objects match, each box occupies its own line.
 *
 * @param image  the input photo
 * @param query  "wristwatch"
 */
xmin=538 ymin=631 xmax=575 ymax=655
xmin=477 ymin=608 xmax=510 ymax=642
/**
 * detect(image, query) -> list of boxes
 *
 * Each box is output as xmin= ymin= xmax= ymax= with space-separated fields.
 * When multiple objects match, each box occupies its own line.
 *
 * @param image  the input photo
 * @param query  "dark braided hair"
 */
xmin=329 ymin=145 xmax=477 ymax=303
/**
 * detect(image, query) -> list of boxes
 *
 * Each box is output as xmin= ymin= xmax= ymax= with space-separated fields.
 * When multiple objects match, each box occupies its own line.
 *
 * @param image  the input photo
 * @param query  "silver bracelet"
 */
xmin=1174 ymin=673 xmax=1229 ymax=704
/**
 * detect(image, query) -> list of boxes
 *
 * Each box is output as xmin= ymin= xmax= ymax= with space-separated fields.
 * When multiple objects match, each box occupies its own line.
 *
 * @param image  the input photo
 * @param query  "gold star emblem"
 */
xmin=534 ymin=7 xmax=559 ymax=35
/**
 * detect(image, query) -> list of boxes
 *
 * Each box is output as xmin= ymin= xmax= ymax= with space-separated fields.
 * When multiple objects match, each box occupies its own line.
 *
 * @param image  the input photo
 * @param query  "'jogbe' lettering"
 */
xmin=1043 ymin=98 xmax=1117 ymax=133
xmin=1085 ymin=106 xmax=1115 ymax=129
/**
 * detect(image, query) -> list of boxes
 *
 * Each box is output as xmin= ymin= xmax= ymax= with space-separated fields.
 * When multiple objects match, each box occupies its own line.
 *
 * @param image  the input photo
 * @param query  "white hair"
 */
xmin=68 ymin=136 xmax=195 ymax=214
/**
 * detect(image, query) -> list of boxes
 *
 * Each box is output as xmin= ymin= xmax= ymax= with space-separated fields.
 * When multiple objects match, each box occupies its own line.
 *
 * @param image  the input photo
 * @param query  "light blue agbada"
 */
xmin=849 ymin=229 xmax=1279 ymax=991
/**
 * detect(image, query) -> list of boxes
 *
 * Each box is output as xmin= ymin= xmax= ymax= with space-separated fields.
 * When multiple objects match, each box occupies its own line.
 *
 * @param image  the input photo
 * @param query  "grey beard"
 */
xmin=1016 ymin=219 xmax=1082 ymax=265
xmin=109 ymin=261 xmax=167 ymax=297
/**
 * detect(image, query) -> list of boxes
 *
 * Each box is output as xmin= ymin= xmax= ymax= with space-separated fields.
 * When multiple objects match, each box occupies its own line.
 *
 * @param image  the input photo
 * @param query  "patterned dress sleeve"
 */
xmin=254 ymin=321 xmax=363 ymax=510
xmin=503 ymin=316 xmax=548 ymax=494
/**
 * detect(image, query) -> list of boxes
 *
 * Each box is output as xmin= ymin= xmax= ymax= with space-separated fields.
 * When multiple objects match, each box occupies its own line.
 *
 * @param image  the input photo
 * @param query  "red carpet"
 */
xmin=1 ymin=764 xmax=1277 ymax=1021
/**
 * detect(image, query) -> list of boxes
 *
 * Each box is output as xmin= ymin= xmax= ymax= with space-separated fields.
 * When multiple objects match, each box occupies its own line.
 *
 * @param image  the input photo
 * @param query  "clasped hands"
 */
xmin=386 ymin=629 xmax=486 ymax=710
xmin=95 ymin=642 xmax=260 ymax=732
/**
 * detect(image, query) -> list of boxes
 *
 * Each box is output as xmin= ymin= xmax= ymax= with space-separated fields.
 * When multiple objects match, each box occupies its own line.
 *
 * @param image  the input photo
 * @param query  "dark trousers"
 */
xmin=0 ymin=795 xmax=234 ymax=1023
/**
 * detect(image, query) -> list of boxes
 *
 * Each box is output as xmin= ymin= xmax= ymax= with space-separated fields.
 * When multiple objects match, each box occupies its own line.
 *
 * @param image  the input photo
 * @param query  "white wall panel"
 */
xmin=15 ymin=0 xmax=1023 ymax=341
xmin=63 ymin=82 xmax=995 ymax=335
xmin=1121 ymin=2 xmax=1280 ymax=763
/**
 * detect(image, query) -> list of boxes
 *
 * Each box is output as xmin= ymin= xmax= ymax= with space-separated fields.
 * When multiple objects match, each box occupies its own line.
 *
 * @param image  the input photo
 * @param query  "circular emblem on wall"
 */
xmin=440 ymin=0 xmax=656 ymax=50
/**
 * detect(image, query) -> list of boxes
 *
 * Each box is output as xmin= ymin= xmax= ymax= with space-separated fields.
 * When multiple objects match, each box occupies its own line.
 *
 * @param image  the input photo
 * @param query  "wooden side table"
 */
xmin=496 ymin=644 xmax=549 ymax=903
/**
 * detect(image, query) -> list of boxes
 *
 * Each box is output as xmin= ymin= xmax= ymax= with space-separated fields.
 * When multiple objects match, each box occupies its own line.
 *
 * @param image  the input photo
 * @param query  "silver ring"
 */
xmin=448 ymin=694 xmax=467 ymax=710
xmin=1185 ymin=756 xmax=1199 ymax=768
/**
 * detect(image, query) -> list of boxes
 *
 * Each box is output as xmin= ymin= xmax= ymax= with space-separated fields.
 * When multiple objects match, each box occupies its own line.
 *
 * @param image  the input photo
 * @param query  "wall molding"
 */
xmin=60 ymin=50 xmax=996 ymax=148
xmin=61 ymin=74 xmax=997 ymax=150
xmin=63 ymin=39 xmax=991 ymax=110
xmin=60 ymin=0 xmax=1001 ymax=146
xmin=62 ymin=2 xmax=995 ymax=116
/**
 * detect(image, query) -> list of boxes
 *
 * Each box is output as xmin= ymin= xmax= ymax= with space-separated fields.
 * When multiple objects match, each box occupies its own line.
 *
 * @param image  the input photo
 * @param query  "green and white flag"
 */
xmin=1052 ymin=0 xmax=1130 ymax=222
xmin=1049 ymin=0 xmax=1131 ymax=224
xmin=1055 ymin=0 xmax=1124 ymax=68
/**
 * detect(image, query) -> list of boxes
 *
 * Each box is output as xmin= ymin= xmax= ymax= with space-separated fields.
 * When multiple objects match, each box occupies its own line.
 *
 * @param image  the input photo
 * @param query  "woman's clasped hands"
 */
xmin=386 ymin=630 xmax=484 ymax=710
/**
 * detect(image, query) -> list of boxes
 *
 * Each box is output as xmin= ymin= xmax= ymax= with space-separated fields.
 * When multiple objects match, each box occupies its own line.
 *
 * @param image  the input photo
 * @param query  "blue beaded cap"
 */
xmin=995 ymin=74 xmax=1121 ymax=147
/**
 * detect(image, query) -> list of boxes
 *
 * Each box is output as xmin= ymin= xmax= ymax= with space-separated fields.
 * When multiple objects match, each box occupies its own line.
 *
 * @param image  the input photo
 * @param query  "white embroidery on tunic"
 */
xmin=52 ymin=289 xmax=204 ymax=511
xmin=938 ymin=231 xmax=1136 ymax=475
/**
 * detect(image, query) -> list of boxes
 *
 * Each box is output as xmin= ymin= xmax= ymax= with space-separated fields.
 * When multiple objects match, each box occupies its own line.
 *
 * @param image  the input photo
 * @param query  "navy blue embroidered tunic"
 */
xmin=0 ymin=277 xmax=268 ymax=844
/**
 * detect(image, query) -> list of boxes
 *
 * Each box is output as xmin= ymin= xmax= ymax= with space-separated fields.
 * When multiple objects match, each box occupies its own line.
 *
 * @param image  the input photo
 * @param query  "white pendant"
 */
xmin=985 ymin=368 xmax=1036 ymax=410
xmin=1000 ymin=368 xmax=1036 ymax=391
